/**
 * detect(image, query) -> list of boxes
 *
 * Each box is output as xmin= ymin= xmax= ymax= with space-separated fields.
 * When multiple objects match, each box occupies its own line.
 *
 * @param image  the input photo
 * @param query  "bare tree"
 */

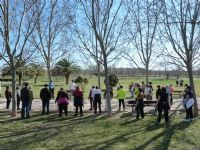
xmin=79 ymin=0 xmax=128 ymax=116
xmin=160 ymin=0 xmax=200 ymax=116
xmin=0 ymin=0 xmax=43 ymax=116
xmin=74 ymin=18 xmax=103 ymax=88
xmin=31 ymin=0 xmax=74 ymax=82
xmin=124 ymin=0 xmax=160 ymax=83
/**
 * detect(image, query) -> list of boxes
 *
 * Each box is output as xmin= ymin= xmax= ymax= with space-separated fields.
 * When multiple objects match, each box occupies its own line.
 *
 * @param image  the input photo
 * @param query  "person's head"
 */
xmin=72 ymin=80 xmax=74 ymax=83
xmin=29 ymin=86 xmax=32 ymax=89
xmin=166 ymin=85 xmax=169 ymax=89
xmin=16 ymin=86 xmax=19 ymax=90
xmin=184 ymin=84 xmax=188 ymax=88
xmin=96 ymin=86 xmax=99 ymax=89
xmin=138 ymin=87 xmax=142 ymax=92
xmin=6 ymin=86 xmax=9 ymax=90
xmin=76 ymin=86 xmax=80 ymax=90
xmin=50 ymin=80 xmax=52 ymax=82
xmin=24 ymin=82 xmax=28 ymax=87
xmin=157 ymin=85 xmax=160 ymax=89
xmin=161 ymin=87 xmax=166 ymax=93
xmin=187 ymin=86 xmax=192 ymax=91
xmin=60 ymin=87 xmax=64 ymax=91
xmin=44 ymin=84 xmax=48 ymax=88
xmin=92 ymin=86 xmax=95 ymax=89
xmin=120 ymin=85 xmax=123 ymax=89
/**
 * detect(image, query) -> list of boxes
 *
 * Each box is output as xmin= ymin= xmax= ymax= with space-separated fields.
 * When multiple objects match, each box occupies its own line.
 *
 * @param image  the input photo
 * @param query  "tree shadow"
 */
xmin=135 ymin=120 xmax=193 ymax=150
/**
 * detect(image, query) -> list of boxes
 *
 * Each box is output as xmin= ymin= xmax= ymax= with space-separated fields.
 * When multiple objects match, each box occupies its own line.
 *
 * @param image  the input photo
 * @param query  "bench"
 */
xmin=173 ymin=90 xmax=182 ymax=98
xmin=127 ymin=100 xmax=157 ymax=113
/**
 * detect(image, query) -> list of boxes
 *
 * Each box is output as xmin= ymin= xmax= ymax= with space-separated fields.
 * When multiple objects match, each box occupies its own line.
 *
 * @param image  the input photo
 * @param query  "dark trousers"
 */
xmin=89 ymin=97 xmax=93 ymax=110
xmin=50 ymin=88 xmax=54 ymax=99
xmin=59 ymin=104 xmax=68 ymax=117
xmin=21 ymin=101 xmax=30 ymax=119
xmin=170 ymin=94 xmax=173 ymax=105
xmin=6 ymin=98 xmax=11 ymax=109
xmin=29 ymin=101 xmax=32 ymax=110
xmin=17 ymin=95 xmax=20 ymax=110
xmin=42 ymin=100 xmax=50 ymax=114
xmin=157 ymin=106 xmax=169 ymax=122
xmin=118 ymin=99 xmax=125 ymax=111
xmin=186 ymin=106 xmax=193 ymax=119
xmin=136 ymin=102 xmax=144 ymax=119
xmin=94 ymin=100 xmax=101 ymax=114
xmin=75 ymin=105 xmax=83 ymax=116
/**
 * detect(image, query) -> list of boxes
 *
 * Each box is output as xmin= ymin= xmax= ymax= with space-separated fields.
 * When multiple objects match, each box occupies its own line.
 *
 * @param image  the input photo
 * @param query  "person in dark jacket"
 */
xmin=156 ymin=87 xmax=170 ymax=124
xmin=55 ymin=88 xmax=69 ymax=117
xmin=73 ymin=86 xmax=84 ymax=116
xmin=156 ymin=85 xmax=162 ymax=100
xmin=21 ymin=82 xmax=30 ymax=119
xmin=5 ymin=86 xmax=12 ymax=109
xmin=40 ymin=84 xmax=51 ymax=115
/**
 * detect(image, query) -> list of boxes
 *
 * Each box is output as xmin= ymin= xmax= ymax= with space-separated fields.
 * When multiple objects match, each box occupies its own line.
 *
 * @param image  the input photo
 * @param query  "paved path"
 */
xmin=0 ymin=97 xmax=194 ymax=114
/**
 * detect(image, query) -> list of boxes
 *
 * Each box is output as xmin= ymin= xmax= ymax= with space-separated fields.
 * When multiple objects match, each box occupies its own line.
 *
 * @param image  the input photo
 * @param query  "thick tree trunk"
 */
xmin=187 ymin=65 xmax=198 ymax=117
xmin=104 ymin=56 xmax=112 ymax=117
xmin=11 ymin=67 xmax=17 ymax=117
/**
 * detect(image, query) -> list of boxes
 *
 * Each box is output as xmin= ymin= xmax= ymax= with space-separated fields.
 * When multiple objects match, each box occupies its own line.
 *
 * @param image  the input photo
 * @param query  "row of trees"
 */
xmin=0 ymin=0 xmax=200 ymax=117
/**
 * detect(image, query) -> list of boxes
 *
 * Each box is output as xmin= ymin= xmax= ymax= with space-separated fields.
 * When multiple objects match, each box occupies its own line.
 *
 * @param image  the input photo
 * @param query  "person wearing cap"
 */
xmin=21 ymin=82 xmax=30 ymax=119
xmin=40 ymin=84 xmax=51 ymax=115
xmin=117 ymin=85 xmax=126 ymax=112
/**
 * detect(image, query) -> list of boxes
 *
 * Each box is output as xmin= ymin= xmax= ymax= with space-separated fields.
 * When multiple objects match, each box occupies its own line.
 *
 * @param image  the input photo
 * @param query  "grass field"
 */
xmin=0 ymin=112 xmax=199 ymax=150
xmin=1 ymin=75 xmax=199 ymax=99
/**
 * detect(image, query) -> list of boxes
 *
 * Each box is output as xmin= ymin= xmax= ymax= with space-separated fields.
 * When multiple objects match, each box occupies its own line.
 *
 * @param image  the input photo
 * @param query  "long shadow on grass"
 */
xmin=135 ymin=120 xmax=192 ymax=150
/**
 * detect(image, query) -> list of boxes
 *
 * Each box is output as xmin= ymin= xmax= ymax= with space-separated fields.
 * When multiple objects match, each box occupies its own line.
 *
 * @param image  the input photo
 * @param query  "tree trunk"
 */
xmin=97 ymin=62 xmax=101 ymax=88
xmin=65 ymin=74 xmax=69 ymax=85
xmin=145 ymin=64 xmax=149 ymax=84
xmin=103 ymin=55 xmax=112 ymax=117
xmin=11 ymin=67 xmax=17 ymax=117
xmin=35 ymin=76 xmax=37 ymax=84
xmin=187 ymin=65 xmax=198 ymax=117
xmin=18 ymin=71 xmax=22 ymax=85
xmin=47 ymin=65 xmax=51 ymax=82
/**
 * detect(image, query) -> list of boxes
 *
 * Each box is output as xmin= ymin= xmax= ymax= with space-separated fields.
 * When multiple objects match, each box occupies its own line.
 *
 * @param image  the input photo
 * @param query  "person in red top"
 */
xmin=5 ymin=86 xmax=12 ymax=109
xmin=73 ymin=86 xmax=84 ymax=116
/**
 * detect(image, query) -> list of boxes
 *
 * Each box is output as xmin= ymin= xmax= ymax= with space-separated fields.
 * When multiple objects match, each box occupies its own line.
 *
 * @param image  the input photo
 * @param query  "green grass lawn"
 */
xmin=0 ymin=112 xmax=199 ymax=150
xmin=1 ymin=75 xmax=200 ymax=99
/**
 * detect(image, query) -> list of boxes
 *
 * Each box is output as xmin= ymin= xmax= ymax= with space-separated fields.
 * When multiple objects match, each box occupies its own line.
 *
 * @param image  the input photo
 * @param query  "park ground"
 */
xmin=0 ymin=76 xmax=200 ymax=150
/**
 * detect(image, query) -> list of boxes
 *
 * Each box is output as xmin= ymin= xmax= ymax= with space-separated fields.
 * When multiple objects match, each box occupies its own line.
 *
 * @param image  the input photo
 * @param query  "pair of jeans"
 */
xmin=21 ymin=101 xmax=30 ymax=119
xmin=59 ymin=104 xmax=68 ymax=117
xmin=42 ymin=100 xmax=50 ymax=114
xmin=118 ymin=99 xmax=125 ymax=111
xmin=186 ymin=106 xmax=193 ymax=119
xmin=17 ymin=95 xmax=20 ymax=110
xmin=75 ymin=105 xmax=83 ymax=116
xmin=50 ymin=88 xmax=54 ymax=99
xmin=6 ymin=98 xmax=11 ymax=109
xmin=135 ymin=101 xmax=144 ymax=119
xmin=157 ymin=105 xmax=169 ymax=122
xmin=89 ymin=97 xmax=93 ymax=110
xmin=93 ymin=100 xmax=101 ymax=114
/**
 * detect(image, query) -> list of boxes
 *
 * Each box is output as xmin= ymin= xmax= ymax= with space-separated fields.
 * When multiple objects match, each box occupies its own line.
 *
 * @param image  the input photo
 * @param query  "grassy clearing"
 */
xmin=1 ymin=75 xmax=200 ymax=99
xmin=0 ymin=112 xmax=199 ymax=150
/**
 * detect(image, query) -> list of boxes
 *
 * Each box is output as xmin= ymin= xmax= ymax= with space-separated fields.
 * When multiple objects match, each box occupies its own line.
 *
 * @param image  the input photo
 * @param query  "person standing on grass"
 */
xmin=29 ymin=86 xmax=34 ymax=111
xmin=21 ymin=82 xmax=30 ymax=119
xmin=117 ymin=85 xmax=126 ymax=112
xmin=5 ymin=86 xmax=12 ymax=109
xmin=135 ymin=88 xmax=144 ymax=119
xmin=73 ymin=86 xmax=84 ymax=116
xmin=55 ymin=88 xmax=69 ymax=117
xmin=184 ymin=86 xmax=194 ymax=121
xmin=169 ymin=84 xmax=174 ymax=105
xmin=49 ymin=80 xmax=55 ymax=99
xmin=16 ymin=86 xmax=21 ymax=110
xmin=156 ymin=87 xmax=170 ymax=124
xmin=40 ymin=84 xmax=51 ymax=115
xmin=88 ymin=86 xmax=95 ymax=111
xmin=69 ymin=80 xmax=76 ymax=99
xmin=93 ymin=86 xmax=102 ymax=114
